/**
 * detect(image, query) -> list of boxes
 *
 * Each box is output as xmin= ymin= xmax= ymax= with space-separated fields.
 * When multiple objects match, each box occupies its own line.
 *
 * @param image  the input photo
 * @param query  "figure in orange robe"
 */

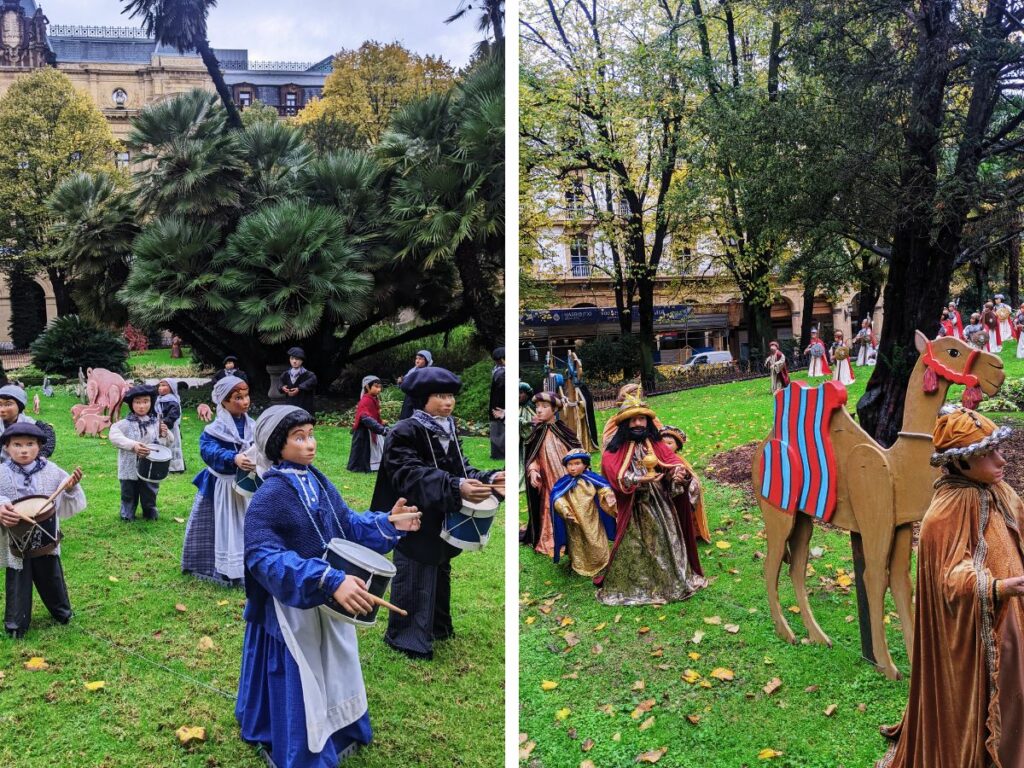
xmin=878 ymin=406 xmax=1024 ymax=768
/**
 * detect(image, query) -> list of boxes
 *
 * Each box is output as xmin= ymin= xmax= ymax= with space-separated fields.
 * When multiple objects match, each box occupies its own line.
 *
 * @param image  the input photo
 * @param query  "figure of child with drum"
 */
xmin=236 ymin=405 xmax=421 ymax=768
xmin=0 ymin=384 xmax=56 ymax=460
xmin=109 ymin=385 xmax=172 ymax=522
xmin=182 ymin=376 xmax=256 ymax=587
xmin=0 ymin=423 xmax=85 ymax=638
xmin=371 ymin=366 xmax=504 ymax=661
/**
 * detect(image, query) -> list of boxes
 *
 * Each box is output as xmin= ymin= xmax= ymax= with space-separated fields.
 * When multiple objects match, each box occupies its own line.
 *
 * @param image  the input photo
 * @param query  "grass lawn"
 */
xmin=519 ymin=344 xmax=1024 ymax=768
xmin=0 ymin=391 xmax=504 ymax=768
xmin=126 ymin=348 xmax=196 ymax=369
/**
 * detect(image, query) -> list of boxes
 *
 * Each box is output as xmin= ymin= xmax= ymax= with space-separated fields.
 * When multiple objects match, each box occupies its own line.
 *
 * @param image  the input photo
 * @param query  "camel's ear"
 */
xmin=914 ymin=330 xmax=928 ymax=354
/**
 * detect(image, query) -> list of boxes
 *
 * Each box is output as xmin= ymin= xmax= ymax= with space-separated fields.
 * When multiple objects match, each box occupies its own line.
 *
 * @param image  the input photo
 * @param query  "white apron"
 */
xmin=210 ymin=469 xmax=248 ymax=580
xmin=272 ymin=598 xmax=368 ymax=752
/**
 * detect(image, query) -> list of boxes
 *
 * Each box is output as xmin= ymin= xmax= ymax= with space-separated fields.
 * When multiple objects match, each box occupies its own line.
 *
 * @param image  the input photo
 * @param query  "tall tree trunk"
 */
xmin=800 ymin=279 xmax=817 ymax=350
xmin=196 ymin=39 xmax=243 ymax=131
xmin=46 ymin=267 xmax=77 ymax=317
xmin=743 ymin=300 xmax=773 ymax=362
xmin=1009 ymin=232 xmax=1020 ymax=308
xmin=637 ymin=273 xmax=656 ymax=390
xmin=856 ymin=254 xmax=882 ymax=324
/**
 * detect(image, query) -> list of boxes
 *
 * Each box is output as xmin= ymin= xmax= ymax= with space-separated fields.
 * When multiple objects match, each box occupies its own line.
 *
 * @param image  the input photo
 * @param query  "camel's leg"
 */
xmin=846 ymin=443 xmax=900 ymax=680
xmin=888 ymin=523 xmax=915 ymax=666
xmin=762 ymin=500 xmax=798 ymax=644
xmin=789 ymin=513 xmax=831 ymax=647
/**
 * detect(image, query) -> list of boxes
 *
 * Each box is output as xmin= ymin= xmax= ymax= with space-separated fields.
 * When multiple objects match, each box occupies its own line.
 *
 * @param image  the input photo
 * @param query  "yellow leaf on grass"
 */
xmin=716 ymin=541 xmax=731 ymax=549
xmin=703 ymin=615 xmax=722 ymax=625
xmin=175 ymin=726 xmax=206 ymax=747
xmin=824 ymin=704 xmax=838 ymax=717
xmin=681 ymin=669 xmax=701 ymax=684
xmin=763 ymin=678 xmax=782 ymax=696
xmin=631 ymin=679 xmax=645 ymax=691
xmin=758 ymin=748 xmax=782 ymax=760
xmin=560 ymin=617 xmax=575 ymax=627
xmin=174 ymin=603 xmax=187 ymax=613
xmin=582 ymin=738 xmax=595 ymax=752
xmin=541 ymin=680 xmax=559 ymax=691
xmin=555 ymin=707 xmax=571 ymax=721
xmin=84 ymin=680 xmax=105 ymax=691
xmin=520 ymin=740 xmax=537 ymax=760
xmin=639 ymin=716 xmax=655 ymax=731
xmin=23 ymin=657 xmax=48 ymax=671
xmin=788 ymin=605 xmax=801 ymax=614
xmin=630 ymin=698 xmax=656 ymax=719
xmin=638 ymin=626 xmax=651 ymax=634
xmin=710 ymin=667 xmax=735 ymax=681
xmin=173 ymin=517 xmax=185 ymax=524
xmin=688 ymin=651 xmax=701 ymax=661
xmin=724 ymin=624 xmax=740 ymax=634
xmin=686 ymin=714 xmax=701 ymax=725
xmin=636 ymin=747 xmax=668 ymax=763
xmin=691 ymin=630 xmax=705 ymax=644
xmin=594 ymin=622 xmax=607 ymax=631
xmin=581 ymin=761 xmax=596 ymax=768
xmin=217 ymin=599 xmax=229 ymax=607
xmin=650 ymin=649 xmax=663 ymax=658
xmin=837 ymin=574 xmax=853 ymax=588
xmin=108 ymin=576 xmax=119 ymax=583
xmin=524 ymin=616 xmax=536 ymax=625
xmin=197 ymin=636 xmax=215 ymax=652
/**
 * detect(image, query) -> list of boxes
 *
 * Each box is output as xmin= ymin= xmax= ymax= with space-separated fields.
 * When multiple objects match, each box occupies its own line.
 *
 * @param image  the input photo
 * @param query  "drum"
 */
xmin=232 ymin=468 xmax=263 ymax=499
xmin=441 ymin=494 xmax=499 ymax=552
xmin=136 ymin=444 xmax=172 ymax=483
xmin=319 ymin=539 xmax=397 ymax=627
xmin=9 ymin=495 xmax=60 ymax=559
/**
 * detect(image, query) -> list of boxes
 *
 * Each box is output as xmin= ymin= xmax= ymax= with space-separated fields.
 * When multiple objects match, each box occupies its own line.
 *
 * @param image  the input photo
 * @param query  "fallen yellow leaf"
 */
xmin=636 ymin=747 xmax=668 ymax=763
xmin=560 ymin=617 xmax=575 ymax=627
xmin=824 ymin=704 xmax=838 ymax=717
xmin=688 ymin=651 xmax=701 ymax=661
xmin=594 ymin=622 xmax=607 ymax=631
xmin=84 ymin=680 xmax=105 ymax=691
xmin=197 ymin=636 xmax=215 ymax=652
xmin=631 ymin=679 xmax=645 ymax=691
xmin=524 ymin=616 xmax=536 ymax=625
xmin=837 ymin=574 xmax=853 ymax=588
xmin=758 ymin=748 xmax=782 ymax=760
xmin=108 ymin=576 xmax=119 ymax=583
xmin=555 ymin=707 xmax=571 ymax=721
xmin=630 ymin=698 xmax=656 ymax=718
xmin=217 ymin=600 xmax=229 ymax=607
xmin=710 ymin=667 xmax=735 ymax=682
xmin=639 ymin=716 xmax=655 ymax=731
xmin=788 ymin=605 xmax=801 ymax=614
xmin=724 ymin=624 xmax=740 ymax=634
xmin=686 ymin=714 xmax=701 ymax=725
xmin=175 ymin=726 xmax=206 ymax=747
xmin=763 ymin=678 xmax=782 ymax=696
xmin=716 ymin=541 xmax=731 ymax=549
xmin=541 ymin=680 xmax=559 ymax=691
xmin=23 ymin=657 xmax=48 ymax=671
xmin=681 ymin=669 xmax=701 ymax=684
xmin=520 ymin=740 xmax=537 ymax=760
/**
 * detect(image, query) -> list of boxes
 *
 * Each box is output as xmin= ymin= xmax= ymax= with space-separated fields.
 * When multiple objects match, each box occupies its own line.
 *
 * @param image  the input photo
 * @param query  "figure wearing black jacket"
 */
xmin=278 ymin=347 xmax=317 ymax=419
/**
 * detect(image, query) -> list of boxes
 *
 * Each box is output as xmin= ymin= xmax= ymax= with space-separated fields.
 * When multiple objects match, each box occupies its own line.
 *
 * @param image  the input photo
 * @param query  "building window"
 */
xmin=617 ymin=196 xmax=630 ymax=216
xmin=239 ymin=91 xmax=252 ymax=108
xmin=115 ymin=151 xmax=130 ymax=169
xmin=285 ymin=92 xmax=297 ymax=115
xmin=569 ymin=238 xmax=591 ymax=277
xmin=565 ymin=179 xmax=585 ymax=218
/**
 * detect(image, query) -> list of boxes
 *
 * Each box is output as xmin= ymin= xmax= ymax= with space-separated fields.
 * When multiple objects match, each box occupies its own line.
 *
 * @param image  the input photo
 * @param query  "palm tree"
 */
xmin=122 ymin=0 xmax=243 ymax=129
xmin=127 ymin=90 xmax=248 ymax=226
xmin=47 ymin=172 xmax=138 ymax=326
xmin=378 ymin=50 xmax=505 ymax=349
xmin=445 ymin=0 xmax=504 ymax=56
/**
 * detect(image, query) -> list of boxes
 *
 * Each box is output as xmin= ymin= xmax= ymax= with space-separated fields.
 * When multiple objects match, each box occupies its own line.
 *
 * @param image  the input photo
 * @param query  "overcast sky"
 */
xmin=38 ymin=0 xmax=479 ymax=67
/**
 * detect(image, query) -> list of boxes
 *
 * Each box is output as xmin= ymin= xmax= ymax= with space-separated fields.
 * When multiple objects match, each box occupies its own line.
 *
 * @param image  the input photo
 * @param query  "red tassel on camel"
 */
xmin=962 ymin=385 xmax=983 ymax=411
xmin=922 ymin=366 xmax=939 ymax=394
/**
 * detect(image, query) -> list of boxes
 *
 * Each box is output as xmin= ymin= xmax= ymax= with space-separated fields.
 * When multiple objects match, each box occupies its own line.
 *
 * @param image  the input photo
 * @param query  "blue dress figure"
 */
xmin=236 ymin=405 xmax=421 ymax=767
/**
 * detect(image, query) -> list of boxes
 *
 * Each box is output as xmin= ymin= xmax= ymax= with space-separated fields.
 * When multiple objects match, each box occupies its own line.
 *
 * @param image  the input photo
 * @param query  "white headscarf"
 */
xmin=203 ymin=375 xmax=253 ymax=447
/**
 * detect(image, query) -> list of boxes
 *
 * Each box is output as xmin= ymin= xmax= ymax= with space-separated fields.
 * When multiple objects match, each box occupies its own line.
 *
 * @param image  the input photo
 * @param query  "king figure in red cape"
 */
xmin=596 ymin=388 xmax=707 ymax=606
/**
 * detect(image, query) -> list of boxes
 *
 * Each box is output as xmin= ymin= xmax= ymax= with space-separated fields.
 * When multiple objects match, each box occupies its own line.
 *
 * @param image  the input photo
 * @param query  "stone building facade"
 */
xmin=0 ymin=0 xmax=332 ymax=343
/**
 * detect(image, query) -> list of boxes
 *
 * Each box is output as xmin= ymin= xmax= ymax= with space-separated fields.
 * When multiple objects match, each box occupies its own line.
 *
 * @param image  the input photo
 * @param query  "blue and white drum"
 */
xmin=441 ymin=494 xmax=499 ymax=552
xmin=319 ymin=538 xmax=397 ymax=627
xmin=136 ymin=444 xmax=172 ymax=483
xmin=232 ymin=468 xmax=263 ymax=499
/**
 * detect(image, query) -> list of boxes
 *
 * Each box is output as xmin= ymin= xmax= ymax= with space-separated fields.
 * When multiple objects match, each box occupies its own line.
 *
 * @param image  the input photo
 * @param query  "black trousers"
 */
xmin=384 ymin=550 xmax=453 ymax=657
xmin=5 ymin=557 xmax=72 ymax=634
xmin=120 ymin=479 xmax=159 ymax=520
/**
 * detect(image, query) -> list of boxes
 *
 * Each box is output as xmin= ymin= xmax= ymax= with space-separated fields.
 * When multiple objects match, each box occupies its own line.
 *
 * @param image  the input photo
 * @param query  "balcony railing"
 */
xmin=569 ymin=263 xmax=592 ymax=277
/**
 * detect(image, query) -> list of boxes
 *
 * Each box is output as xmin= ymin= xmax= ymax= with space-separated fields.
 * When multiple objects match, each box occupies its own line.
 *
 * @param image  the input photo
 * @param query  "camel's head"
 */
xmin=915 ymin=330 xmax=1004 ymax=395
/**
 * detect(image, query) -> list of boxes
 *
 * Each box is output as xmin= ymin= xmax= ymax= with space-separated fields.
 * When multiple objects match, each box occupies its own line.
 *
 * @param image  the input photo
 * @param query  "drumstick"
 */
xmin=33 ymin=470 xmax=80 ymax=519
xmin=388 ymin=512 xmax=421 ymax=522
xmin=367 ymin=593 xmax=407 ymax=616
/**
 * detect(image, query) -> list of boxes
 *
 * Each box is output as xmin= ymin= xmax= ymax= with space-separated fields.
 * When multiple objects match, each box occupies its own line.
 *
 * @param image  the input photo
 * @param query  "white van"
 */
xmin=680 ymin=350 xmax=734 ymax=369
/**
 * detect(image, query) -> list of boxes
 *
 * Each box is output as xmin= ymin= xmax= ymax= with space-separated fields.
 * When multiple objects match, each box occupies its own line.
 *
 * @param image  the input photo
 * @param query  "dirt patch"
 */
xmin=706 ymin=418 xmax=1024 ymax=508
xmin=996 ymin=419 xmax=1024 ymax=496
xmin=705 ymin=440 xmax=760 ymax=491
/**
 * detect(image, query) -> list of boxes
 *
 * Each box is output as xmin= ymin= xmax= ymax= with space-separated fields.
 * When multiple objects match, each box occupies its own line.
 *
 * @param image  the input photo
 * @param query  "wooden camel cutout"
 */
xmin=752 ymin=330 xmax=1005 ymax=679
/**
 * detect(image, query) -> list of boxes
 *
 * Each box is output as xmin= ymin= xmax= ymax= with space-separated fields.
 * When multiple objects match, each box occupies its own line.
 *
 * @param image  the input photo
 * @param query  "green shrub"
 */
xmin=341 ymin=323 xmax=487 ymax=391
xmin=977 ymin=397 xmax=1017 ymax=413
xmin=30 ymin=315 xmax=129 ymax=376
xmin=6 ymin=364 xmax=68 ymax=387
xmin=455 ymin=359 xmax=496 ymax=426
xmin=1001 ymin=377 xmax=1024 ymax=410
xmin=577 ymin=335 xmax=643 ymax=381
